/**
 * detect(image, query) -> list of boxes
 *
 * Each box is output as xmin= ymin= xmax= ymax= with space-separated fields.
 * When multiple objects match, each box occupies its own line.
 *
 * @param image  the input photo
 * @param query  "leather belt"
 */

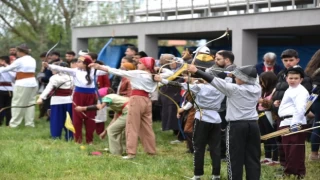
xmin=279 ymin=115 xmax=293 ymax=120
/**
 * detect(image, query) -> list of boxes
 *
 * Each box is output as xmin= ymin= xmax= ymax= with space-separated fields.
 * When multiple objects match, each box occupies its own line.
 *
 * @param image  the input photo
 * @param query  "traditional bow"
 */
xmin=187 ymin=29 xmax=230 ymax=121
xmin=157 ymin=61 xmax=181 ymax=113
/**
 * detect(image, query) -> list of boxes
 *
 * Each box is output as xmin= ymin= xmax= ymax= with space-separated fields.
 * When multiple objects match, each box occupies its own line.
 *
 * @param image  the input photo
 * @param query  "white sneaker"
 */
xmin=190 ymin=176 xmax=202 ymax=180
xmin=122 ymin=155 xmax=135 ymax=160
xmin=170 ymin=140 xmax=182 ymax=144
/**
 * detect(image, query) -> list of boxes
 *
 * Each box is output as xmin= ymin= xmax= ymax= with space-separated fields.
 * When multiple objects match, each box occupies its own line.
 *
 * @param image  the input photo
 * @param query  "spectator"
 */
xmin=125 ymin=46 xmax=138 ymax=56
xmin=182 ymin=48 xmax=193 ymax=64
xmin=256 ymin=52 xmax=283 ymax=75
xmin=133 ymin=51 xmax=148 ymax=64
xmin=9 ymin=47 xmax=17 ymax=57
xmin=65 ymin=51 xmax=76 ymax=66
xmin=272 ymin=49 xmax=312 ymax=171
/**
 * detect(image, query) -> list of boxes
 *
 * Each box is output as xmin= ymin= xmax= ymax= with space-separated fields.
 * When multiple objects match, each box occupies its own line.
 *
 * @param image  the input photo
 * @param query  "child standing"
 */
xmin=154 ymin=75 xmax=225 ymax=180
xmin=188 ymin=64 xmax=261 ymax=180
xmin=277 ymin=66 xmax=309 ymax=178
xmin=117 ymin=62 xmax=135 ymax=97
xmin=43 ymin=55 xmax=107 ymax=144
xmin=178 ymin=91 xmax=196 ymax=153
xmin=0 ymin=56 xmax=15 ymax=126
xmin=37 ymin=62 xmax=74 ymax=140
xmin=89 ymin=57 xmax=173 ymax=159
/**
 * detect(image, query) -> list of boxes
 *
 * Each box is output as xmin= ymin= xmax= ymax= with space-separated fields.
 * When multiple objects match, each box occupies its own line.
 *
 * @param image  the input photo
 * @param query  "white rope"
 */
xmin=226 ymin=123 xmax=232 ymax=180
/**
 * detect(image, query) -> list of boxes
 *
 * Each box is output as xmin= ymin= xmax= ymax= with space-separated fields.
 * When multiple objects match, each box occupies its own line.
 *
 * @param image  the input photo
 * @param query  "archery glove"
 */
xmin=217 ymin=72 xmax=227 ymax=79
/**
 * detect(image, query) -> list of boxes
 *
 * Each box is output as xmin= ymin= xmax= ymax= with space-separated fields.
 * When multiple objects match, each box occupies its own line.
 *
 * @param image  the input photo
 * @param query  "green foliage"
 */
xmin=0 ymin=0 xmax=75 ymax=64
xmin=0 ymin=112 xmax=319 ymax=179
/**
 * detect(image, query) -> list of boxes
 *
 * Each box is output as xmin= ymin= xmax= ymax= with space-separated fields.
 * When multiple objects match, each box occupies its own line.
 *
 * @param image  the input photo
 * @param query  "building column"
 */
xmin=72 ymin=38 xmax=88 ymax=55
xmin=253 ymin=4 xmax=259 ymax=13
xmin=138 ymin=34 xmax=158 ymax=59
xmin=164 ymin=12 xmax=168 ymax=20
xmin=232 ymin=29 xmax=258 ymax=66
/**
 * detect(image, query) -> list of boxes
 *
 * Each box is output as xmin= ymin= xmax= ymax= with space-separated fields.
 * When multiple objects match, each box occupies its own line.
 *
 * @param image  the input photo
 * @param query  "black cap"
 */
xmin=286 ymin=65 xmax=304 ymax=78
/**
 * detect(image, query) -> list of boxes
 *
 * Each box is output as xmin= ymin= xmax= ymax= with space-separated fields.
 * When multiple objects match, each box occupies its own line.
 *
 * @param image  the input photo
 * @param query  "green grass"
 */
xmin=0 ymin=113 xmax=320 ymax=180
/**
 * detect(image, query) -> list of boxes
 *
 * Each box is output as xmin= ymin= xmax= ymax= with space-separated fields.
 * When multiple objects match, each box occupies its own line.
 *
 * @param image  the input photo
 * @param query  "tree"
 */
xmin=0 ymin=0 xmax=77 ymax=56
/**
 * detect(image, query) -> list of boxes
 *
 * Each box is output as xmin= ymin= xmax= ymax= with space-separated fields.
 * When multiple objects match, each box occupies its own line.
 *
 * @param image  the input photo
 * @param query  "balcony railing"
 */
xmin=74 ymin=0 xmax=319 ymax=26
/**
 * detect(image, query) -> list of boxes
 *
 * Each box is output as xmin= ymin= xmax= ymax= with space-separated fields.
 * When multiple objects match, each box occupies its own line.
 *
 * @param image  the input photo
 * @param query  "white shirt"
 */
xmin=279 ymin=84 xmax=309 ymax=127
xmin=181 ymin=92 xmax=193 ymax=111
xmin=0 ymin=55 xmax=37 ymax=87
xmin=104 ymin=66 xmax=173 ymax=93
xmin=40 ymin=73 xmax=74 ymax=105
xmin=0 ymin=71 xmax=16 ymax=91
xmin=210 ymin=77 xmax=261 ymax=121
xmin=95 ymin=99 xmax=107 ymax=122
xmin=180 ymin=83 xmax=224 ymax=123
xmin=162 ymin=79 xmax=224 ymax=123
xmin=48 ymin=65 xmax=107 ymax=88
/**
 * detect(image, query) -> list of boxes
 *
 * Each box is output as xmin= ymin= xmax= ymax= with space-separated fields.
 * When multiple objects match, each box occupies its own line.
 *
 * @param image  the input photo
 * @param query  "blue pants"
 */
xmin=311 ymin=99 xmax=320 ymax=152
xmin=50 ymin=103 xmax=73 ymax=141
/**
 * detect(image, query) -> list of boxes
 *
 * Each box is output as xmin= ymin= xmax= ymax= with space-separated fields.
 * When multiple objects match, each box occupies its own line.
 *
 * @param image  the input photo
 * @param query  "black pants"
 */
xmin=152 ymin=101 xmax=161 ymax=121
xmin=0 ymin=90 xmax=12 ymax=126
xmin=227 ymin=120 xmax=261 ymax=180
xmin=193 ymin=119 xmax=221 ymax=176
xmin=258 ymin=114 xmax=278 ymax=161
xmin=219 ymin=110 xmax=227 ymax=159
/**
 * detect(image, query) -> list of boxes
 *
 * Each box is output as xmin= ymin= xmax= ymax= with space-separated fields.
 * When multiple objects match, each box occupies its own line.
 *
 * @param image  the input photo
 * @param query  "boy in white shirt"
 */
xmin=276 ymin=66 xmax=309 ymax=178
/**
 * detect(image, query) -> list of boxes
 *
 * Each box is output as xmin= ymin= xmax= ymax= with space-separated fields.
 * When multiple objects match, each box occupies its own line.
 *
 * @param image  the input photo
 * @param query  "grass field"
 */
xmin=0 ymin=111 xmax=320 ymax=180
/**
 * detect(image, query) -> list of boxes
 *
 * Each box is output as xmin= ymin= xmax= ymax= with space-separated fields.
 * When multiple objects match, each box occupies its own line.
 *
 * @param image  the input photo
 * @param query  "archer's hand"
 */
xmin=36 ymin=98 xmax=43 ymax=104
xmin=273 ymin=100 xmax=281 ymax=107
xmin=96 ymin=103 xmax=103 ymax=110
xmin=99 ymin=130 xmax=107 ymax=140
xmin=154 ymin=67 xmax=160 ymax=72
xmin=187 ymin=64 xmax=198 ymax=73
xmin=153 ymin=74 xmax=162 ymax=82
xmin=178 ymin=108 xmax=185 ymax=114
xmin=88 ymin=63 xmax=101 ymax=70
xmin=75 ymin=106 xmax=85 ymax=112
xmin=42 ymin=62 xmax=49 ymax=68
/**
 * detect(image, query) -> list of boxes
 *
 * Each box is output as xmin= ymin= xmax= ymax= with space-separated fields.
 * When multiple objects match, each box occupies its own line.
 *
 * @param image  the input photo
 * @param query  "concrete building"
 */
xmin=73 ymin=0 xmax=320 ymax=66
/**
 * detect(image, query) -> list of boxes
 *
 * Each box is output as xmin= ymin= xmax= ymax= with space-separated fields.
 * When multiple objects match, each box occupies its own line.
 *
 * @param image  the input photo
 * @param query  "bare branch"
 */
xmin=58 ymin=0 xmax=70 ymax=19
xmin=0 ymin=13 xmax=33 ymax=42
xmin=1 ymin=0 xmax=38 ymax=31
